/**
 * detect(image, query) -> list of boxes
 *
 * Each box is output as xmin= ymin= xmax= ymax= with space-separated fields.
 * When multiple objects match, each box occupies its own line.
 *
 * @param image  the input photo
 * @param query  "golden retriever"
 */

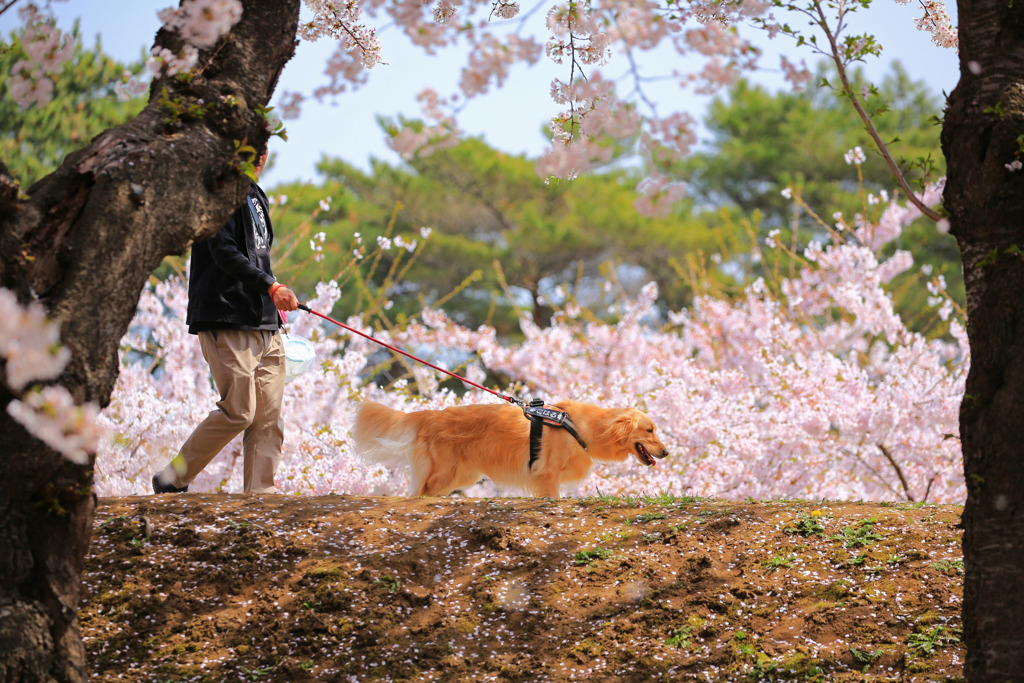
xmin=352 ymin=400 xmax=669 ymax=497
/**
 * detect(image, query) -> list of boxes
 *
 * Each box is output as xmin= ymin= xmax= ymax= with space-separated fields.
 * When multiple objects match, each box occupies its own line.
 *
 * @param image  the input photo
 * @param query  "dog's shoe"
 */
xmin=152 ymin=473 xmax=188 ymax=494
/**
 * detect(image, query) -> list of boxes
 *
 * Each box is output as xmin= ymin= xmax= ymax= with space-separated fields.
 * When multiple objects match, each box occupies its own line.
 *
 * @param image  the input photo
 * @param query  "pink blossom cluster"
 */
xmin=379 ymin=0 xmax=454 ymax=53
xmin=6 ymin=4 xmax=74 ymax=107
xmin=301 ymin=0 xmax=382 ymax=68
xmin=687 ymin=0 xmax=771 ymax=24
xmin=634 ymin=173 xmax=688 ymax=218
xmin=460 ymin=33 xmax=543 ymax=97
xmin=678 ymin=23 xmax=761 ymax=96
xmin=537 ymin=74 xmax=640 ymax=178
xmin=281 ymin=0 xmax=906 ymax=201
xmin=524 ymin=0 xmax=763 ymax=185
xmin=844 ymin=146 xmax=867 ymax=165
xmin=1 ymin=288 xmax=100 ymax=465
xmin=491 ymin=1 xmax=521 ymax=21
xmin=545 ymin=3 xmax=611 ymax=67
xmin=96 ymin=186 xmax=965 ymax=503
xmin=604 ymin=1 xmax=677 ymax=50
xmin=780 ymin=55 xmax=813 ymax=91
xmin=275 ymin=90 xmax=305 ymax=120
xmin=158 ymin=0 xmax=243 ymax=49
xmin=149 ymin=0 xmax=243 ymax=77
xmin=7 ymin=386 xmax=100 ymax=466
xmin=683 ymin=23 xmax=747 ymax=58
xmin=305 ymin=0 xmax=483 ymax=103
xmin=432 ymin=0 xmax=458 ymax=25
xmin=114 ymin=69 xmax=150 ymax=102
xmin=312 ymin=44 xmax=371 ymax=100
xmin=385 ymin=89 xmax=463 ymax=160
xmin=147 ymin=46 xmax=199 ymax=78
xmin=893 ymin=0 xmax=958 ymax=48
xmin=465 ymin=209 xmax=965 ymax=502
xmin=0 ymin=288 xmax=70 ymax=391
xmin=642 ymin=112 xmax=699 ymax=165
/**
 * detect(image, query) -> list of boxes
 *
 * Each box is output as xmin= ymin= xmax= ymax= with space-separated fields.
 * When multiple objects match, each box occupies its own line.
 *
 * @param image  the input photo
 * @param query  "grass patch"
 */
xmin=573 ymin=548 xmax=614 ymax=566
xmin=761 ymin=553 xmax=795 ymax=571
xmin=627 ymin=511 xmax=667 ymax=525
xmin=784 ymin=512 xmax=826 ymax=537
xmin=908 ymin=625 xmax=961 ymax=655
xmin=831 ymin=518 xmax=883 ymax=548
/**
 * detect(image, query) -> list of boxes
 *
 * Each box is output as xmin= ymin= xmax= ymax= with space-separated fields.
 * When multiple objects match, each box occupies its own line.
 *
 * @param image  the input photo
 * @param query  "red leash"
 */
xmin=298 ymin=304 xmax=522 ymax=406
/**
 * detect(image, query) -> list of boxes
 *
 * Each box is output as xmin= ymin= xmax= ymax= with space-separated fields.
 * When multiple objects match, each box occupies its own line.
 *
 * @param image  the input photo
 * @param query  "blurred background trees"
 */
xmin=261 ymin=60 xmax=957 ymax=337
xmin=1 ymin=20 xmax=958 ymax=339
xmin=0 ymin=22 xmax=145 ymax=188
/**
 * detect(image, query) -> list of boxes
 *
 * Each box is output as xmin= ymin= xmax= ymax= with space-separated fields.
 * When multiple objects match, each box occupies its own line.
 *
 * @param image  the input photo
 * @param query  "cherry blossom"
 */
xmin=385 ymin=89 xmax=463 ymax=159
xmin=6 ymin=5 xmax=72 ymax=107
xmin=0 ymin=288 xmax=70 ymax=392
xmin=159 ymin=0 xmax=243 ymax=49
xmin=7 ymin=387 xmax=100 ymax=465
xmin=1 ymin=288 xmax=100 ymax=465
xmin=147 ymin=45 xmax=199 ymax=77
xmin=94 ymin=183 xmax=964 ymax=504
xmin=114 ymin=69 xmax=149 ymax=102
xmin=844 ymin=146 xmax=867 ymax=165
xmin=634 ymin=173 xmax=687 ymax=218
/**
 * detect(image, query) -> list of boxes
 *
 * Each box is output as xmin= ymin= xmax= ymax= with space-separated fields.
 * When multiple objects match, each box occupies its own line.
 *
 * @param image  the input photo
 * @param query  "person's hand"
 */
xmin=269 ymin=282 xmax=299 ymax=311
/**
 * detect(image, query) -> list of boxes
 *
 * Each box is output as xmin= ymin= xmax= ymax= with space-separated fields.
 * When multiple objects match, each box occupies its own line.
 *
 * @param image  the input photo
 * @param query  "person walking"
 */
xmin=153 ymin=149 xmax=298 ymax=494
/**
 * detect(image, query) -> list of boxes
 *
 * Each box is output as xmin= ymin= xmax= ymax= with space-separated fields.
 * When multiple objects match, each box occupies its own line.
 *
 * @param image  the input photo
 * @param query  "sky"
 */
xmin=1 ymin=1 xmax=960 ymax=188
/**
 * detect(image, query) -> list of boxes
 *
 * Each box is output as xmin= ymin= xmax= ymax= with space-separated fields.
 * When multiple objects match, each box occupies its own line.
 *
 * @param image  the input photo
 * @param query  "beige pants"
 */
xmin=159 ymin=329 xmax=285 ymax=493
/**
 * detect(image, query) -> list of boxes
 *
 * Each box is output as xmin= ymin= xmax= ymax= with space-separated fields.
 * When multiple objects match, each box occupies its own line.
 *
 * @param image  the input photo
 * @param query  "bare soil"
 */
xmin=81 ymin=494 xmax=965 ymax=682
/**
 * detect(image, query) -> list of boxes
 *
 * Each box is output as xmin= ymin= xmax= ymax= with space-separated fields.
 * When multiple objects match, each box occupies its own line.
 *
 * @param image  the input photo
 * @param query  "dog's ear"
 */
xmin=604 ymin=412 xmax=638 ymax=444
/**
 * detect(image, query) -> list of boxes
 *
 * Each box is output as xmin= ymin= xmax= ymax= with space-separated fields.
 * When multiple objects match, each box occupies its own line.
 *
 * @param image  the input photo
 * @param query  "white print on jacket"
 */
xmin=249 ymin=196 xmax=268 ymax=250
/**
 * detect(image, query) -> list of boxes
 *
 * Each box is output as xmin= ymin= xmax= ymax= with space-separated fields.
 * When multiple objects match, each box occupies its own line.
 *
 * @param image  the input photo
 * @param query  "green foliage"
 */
xmin=931 ymin=559 xmax=965 ymax=575
xmin=374 ymin=574 xmax=400 ymax=593
xmin=157 ymin=87 xmax=214 ymax=125
xmin=573 ymin=548 xmax=613 ymax=566
xmin=673 ymin=61 xmax=963 ymax=326
xmin=679 ymin=62 xmax=943 ymax=216
xmin=234 ymin=139 xmax=260 ymax=181
xmin=255 ymin=72 xmax=959 ymax=341
xmin=310 ymin=131 xmax=725 ymax=332
xmin=577 ymin=491 xmax=706 ymax=509
xmin=907 ymin=625 xmax=961 ymax=655
xmin=784 ymin=512 xmax=826 ymax=537
xmin=0 ymin=23 xmax=146 ymax=189
xmin=830 ymin=518 xmax=883 ymax=548
xmin=761 ymin=553 xmax=795 ymax=571
xmin=627 ymin=511 xmax=667 ymax=525
xmin=849 ymin=646 xmax=884 ymax=672
xmin=666 ymin=624 xmax=695 ymax=648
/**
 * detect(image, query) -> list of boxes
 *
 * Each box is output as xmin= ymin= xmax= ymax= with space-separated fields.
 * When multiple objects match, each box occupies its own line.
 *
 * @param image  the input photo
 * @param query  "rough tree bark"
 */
xmin=0 ymin=1 xmax=301 ymax=680
xmin=941 ymin=2 xmax=1024 ymax=680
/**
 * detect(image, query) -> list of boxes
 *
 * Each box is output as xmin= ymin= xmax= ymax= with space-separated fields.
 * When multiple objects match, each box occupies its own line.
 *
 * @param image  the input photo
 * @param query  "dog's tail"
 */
xmin=352 ymin=401 xmax=418 ymax=468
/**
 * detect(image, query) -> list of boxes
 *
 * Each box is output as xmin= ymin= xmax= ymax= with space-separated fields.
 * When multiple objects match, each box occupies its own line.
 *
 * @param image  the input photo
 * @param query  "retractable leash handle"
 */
xmin=298 ymin=304 xmax=523 ymax=406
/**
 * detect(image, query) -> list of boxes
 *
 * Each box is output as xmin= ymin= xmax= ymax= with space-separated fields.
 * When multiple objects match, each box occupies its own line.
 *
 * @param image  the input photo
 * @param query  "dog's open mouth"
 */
xmin=635 ymin=442 xmax=656 ymax=467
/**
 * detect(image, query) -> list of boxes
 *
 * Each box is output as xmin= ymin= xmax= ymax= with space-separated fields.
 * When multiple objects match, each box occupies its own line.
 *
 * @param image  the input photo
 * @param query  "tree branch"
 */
xmin=813 ymin=1 xmax=943 ymax=222
xmin=877 ymin=442 xmax=916 ymax=502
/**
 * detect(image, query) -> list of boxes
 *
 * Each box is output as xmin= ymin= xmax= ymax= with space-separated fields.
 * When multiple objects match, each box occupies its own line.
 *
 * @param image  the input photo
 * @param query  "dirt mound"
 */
xmin=80 ymin=495 xmax=964 ymax=681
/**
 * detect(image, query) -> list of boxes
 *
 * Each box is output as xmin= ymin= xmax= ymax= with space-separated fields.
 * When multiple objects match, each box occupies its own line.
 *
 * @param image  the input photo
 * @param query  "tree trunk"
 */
xmin=529 ymin=284 xmax=554 ymax=327
xmin=0 ymin=1 xmax=300 ymax=680
xmin=941 ymin=4 xmax=1024 ymax=679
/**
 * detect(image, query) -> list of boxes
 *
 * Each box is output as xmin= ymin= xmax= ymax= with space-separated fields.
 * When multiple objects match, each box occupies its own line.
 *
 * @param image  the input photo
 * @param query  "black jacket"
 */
xmin=187 ymin=183 xmax=281 ymax=334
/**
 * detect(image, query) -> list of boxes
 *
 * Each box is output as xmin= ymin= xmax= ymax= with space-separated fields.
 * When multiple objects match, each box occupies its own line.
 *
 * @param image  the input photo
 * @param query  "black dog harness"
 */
xmin=523 ymin=398 xmax=588 ymax=469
